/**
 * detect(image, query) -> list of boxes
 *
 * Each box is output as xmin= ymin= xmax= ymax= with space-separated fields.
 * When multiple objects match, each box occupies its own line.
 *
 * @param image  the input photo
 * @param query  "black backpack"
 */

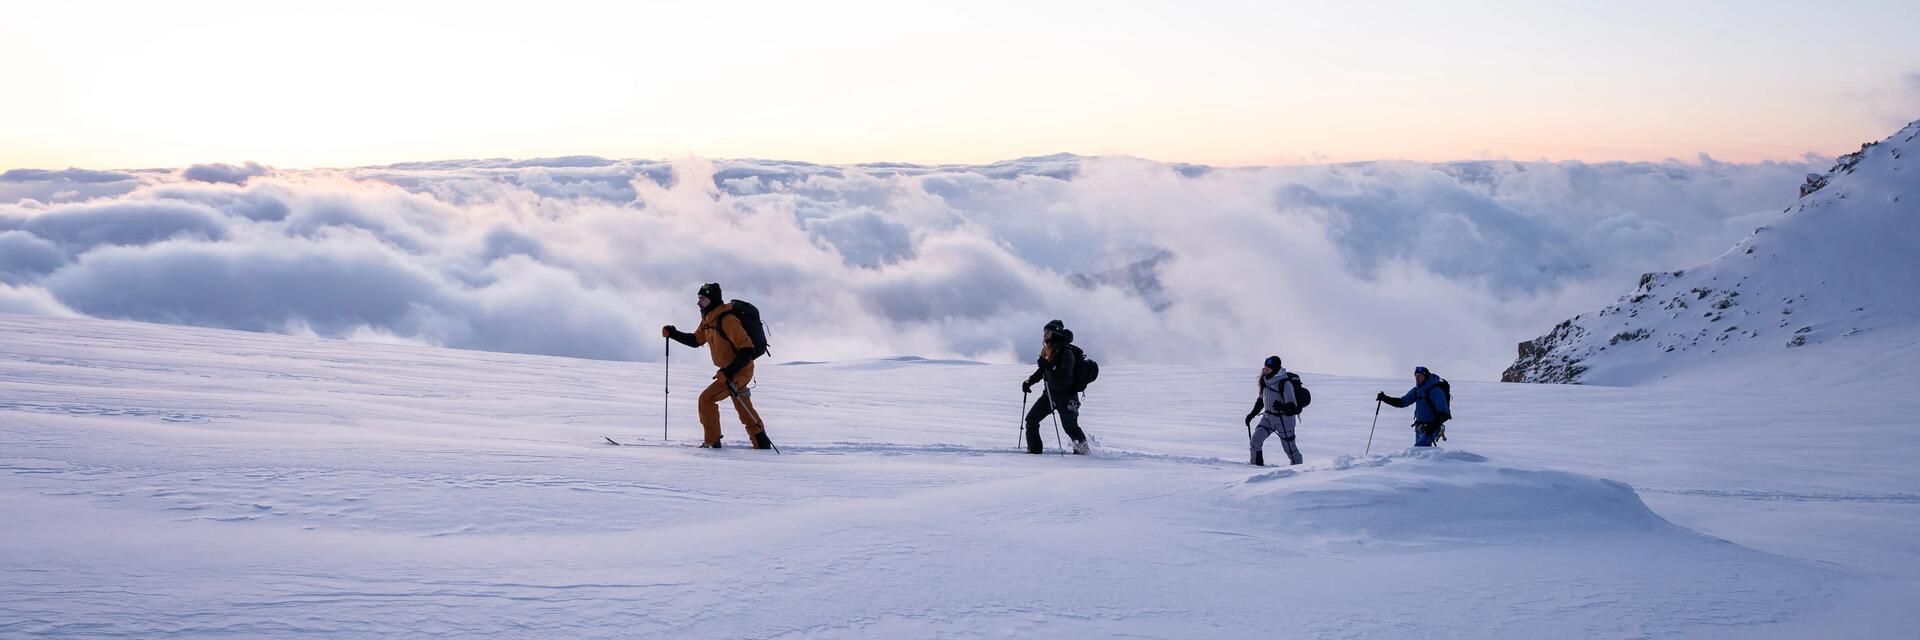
xmin=1066 ymin=344 xmax=1099 ymax=392
xmin=1422 ymin=377 xmax=1452 ymax=423
xmin=1287 ymin=373 xmax=1312 ymax=414
xmin=1269 ymin=372 xmax=1311 ymax=415
xmin=717 ymin=300 xmax=770 ymax=358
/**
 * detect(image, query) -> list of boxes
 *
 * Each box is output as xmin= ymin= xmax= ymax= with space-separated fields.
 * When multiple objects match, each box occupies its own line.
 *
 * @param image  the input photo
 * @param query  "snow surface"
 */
xmin=4 ymin=312 xmax=1918 ymax=638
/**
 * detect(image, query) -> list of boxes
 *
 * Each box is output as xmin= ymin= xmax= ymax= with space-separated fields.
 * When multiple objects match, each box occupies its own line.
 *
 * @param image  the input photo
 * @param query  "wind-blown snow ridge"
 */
xmin=1504 ymin=119 xmax=1920 ymax=385
xmin=1237 ymin=448 xmax=1686 ymax=551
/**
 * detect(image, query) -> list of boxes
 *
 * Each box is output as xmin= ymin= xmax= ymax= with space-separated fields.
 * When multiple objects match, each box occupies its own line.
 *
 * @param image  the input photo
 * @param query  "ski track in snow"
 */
xmin=3 ymin=313 xmax=1918 ymax=638
xmin=1638 ymin=488 xmax=1920 ymax=504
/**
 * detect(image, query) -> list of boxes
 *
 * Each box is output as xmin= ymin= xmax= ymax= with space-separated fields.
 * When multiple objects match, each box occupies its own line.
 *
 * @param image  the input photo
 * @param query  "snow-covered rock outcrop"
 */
xmin=1504 ymin=119 xmax=1920 ymax=385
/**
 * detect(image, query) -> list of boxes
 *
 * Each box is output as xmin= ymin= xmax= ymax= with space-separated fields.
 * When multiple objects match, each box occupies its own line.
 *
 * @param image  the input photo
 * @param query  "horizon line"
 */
xmin=3 ymin=147 xmax=1851 ymax=176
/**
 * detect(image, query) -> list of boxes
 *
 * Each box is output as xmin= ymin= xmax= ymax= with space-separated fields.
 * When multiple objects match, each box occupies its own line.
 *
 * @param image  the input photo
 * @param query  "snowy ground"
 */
xmin=3 ymin=313 xmax=1916 ymax=638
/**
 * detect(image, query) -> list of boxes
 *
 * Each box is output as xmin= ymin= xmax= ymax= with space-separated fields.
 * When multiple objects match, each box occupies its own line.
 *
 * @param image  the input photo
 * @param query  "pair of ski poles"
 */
xmin=663 ymin=336 xmax=777 ymax=453
xmin=1017 ymin=387 xmax=1067 ymax=454
xmin=1243 ymin=399 xmax=1382 ymax=460
xmin=1243 ymin=395 xmax=1382 ymax=459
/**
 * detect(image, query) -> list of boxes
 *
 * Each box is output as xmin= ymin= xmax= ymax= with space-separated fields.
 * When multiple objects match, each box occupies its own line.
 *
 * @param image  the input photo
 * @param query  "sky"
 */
xmin=1 ymin=1 xmax=1914 ymax=379
xmin=3 ymin=0 xmax=1917 ymax=171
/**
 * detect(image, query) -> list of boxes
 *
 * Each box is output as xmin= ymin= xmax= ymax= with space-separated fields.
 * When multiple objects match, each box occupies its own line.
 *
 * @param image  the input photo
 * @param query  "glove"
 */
xmin=1035 ymin=355 xmax=1049 ymax=369
xmin=1376 ymin=392 xmax=1391 ymax=403
xmin=661 ymin=325 xmax=676 ymax=338
xmin=1022 ymin=380 xmax=1034 ymax=394
xmin=1244 ymin=410 xmax=1258 ymax=427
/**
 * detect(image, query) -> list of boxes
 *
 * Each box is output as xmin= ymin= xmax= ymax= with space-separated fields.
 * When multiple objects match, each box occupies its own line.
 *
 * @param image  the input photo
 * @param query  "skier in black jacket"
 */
xmin=1022 ymin=319 xmax=1090 ymax=454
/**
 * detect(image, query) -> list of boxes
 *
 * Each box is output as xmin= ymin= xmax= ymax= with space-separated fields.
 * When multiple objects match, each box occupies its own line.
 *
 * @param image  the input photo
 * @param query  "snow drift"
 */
xmin=1240 ymin=449 xmax=1679 ymax=551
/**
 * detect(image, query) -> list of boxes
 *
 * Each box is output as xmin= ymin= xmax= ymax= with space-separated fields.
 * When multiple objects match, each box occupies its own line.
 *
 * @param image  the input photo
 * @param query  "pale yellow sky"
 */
xmin=2 ymin=0 xmax=1916 ymax=170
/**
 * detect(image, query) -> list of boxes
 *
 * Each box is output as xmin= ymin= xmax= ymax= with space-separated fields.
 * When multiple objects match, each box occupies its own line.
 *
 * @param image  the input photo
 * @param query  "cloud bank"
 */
xmin=181 ymin=161 xmax=274 ymax=185
xmin=0 ymin=153 xmax=1820 ymax=378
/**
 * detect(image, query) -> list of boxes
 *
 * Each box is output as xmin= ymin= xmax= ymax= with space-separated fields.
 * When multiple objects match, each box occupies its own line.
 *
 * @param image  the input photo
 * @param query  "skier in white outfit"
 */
xmin=1243 ymin=356 xmax=1304 ymax=466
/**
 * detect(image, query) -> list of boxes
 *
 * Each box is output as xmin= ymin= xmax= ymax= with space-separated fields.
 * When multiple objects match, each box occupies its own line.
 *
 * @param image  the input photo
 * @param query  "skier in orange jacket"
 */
xmin=663 ymin=283 xmax=773 ymax=449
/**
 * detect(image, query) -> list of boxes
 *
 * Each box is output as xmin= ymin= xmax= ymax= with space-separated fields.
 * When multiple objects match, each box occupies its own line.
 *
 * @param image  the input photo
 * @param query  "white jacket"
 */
xmin=1258 ymin=368 xmax=1299 ymax=428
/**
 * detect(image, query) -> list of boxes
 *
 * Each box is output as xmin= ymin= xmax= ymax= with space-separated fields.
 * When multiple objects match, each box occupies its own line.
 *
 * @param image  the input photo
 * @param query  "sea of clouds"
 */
xmin=0 ymin=152 xmax=1822 ymax=378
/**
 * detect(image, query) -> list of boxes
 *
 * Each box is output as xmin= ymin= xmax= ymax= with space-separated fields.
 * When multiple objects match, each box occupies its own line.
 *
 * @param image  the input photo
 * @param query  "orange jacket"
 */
xmin=694 ymin=303 xmax=756 ymax=368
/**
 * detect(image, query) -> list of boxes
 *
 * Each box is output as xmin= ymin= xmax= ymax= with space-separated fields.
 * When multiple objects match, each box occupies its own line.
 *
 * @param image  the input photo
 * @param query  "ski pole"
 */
xmin=1019 ymin=389 xmax=1029 ymax=449
xmin=1042 ymin=383 xmax=1065 ymax=454
xmin=1247 ymin=376 xmax=1259 ymax=451
xmin=663 ymin=336 xmax=670 ymax=441
xmin=1364 ymin=400 xmax=1381 ymax=456
xmin=727 ymin=381 xmax=779 ymax=454
xmin=1245 ymin=414 xmax=1255 ymax=452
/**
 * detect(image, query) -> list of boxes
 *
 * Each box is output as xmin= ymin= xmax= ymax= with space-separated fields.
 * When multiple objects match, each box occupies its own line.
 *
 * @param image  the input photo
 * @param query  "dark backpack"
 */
xmin=1267 ymin=372 xmax=1311 ymax=415
xmin=717 ymin=300 xmax=770 ymax=358
xmin=1066 ymin=344 xmax=1098 ymax=392
xmin=1286 ymin=373 xmax=1311 ymax=414
xmin=1422 ymin=377 xmax=1452 ymax=423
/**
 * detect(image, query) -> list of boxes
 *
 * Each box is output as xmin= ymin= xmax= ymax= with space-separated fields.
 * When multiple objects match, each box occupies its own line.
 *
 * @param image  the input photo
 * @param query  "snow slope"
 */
xmin=3 ymin=313 xmax=1918 ymax=638
xmin=1504 ymin=120 xmax=1920 ymax=385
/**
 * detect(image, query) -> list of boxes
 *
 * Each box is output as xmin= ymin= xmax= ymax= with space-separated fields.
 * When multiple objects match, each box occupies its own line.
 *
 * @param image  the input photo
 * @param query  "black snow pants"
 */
xmin=1025 ymin=391 xmax=1087 ymax=453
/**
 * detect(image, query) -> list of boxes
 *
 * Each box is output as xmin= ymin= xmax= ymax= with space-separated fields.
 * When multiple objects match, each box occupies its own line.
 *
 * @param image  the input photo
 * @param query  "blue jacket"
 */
xmin=1397 ymin=377 xmax=1450 ymax=423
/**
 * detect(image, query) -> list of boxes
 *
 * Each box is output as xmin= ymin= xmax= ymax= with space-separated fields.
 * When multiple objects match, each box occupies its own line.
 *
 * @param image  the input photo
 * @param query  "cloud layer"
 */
xmin=0 ymin=153 xmax=1821 ymax=378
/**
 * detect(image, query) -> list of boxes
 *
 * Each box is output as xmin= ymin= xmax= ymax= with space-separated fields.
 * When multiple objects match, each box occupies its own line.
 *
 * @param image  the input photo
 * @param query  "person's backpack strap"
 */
xmin=713 ymin=309 xmax=746 ymax=349
xmin=1064 ymin=344 xmax=1084 ymax=393
xmin=1283 ymin=373 xmax=1304 ymax=415
xmin=1260 ymin=374 xmax=1298 ymax=416
xmin=1419 ymin=379 xmax=1452 ymax=423
xmin=713 ymin=301 xmax=772 ymax=358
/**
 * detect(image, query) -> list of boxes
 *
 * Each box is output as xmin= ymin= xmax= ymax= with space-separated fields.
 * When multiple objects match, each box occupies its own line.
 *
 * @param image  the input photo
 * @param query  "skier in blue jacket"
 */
xmin=1376 ymin=366 xmax=1450 ymax=447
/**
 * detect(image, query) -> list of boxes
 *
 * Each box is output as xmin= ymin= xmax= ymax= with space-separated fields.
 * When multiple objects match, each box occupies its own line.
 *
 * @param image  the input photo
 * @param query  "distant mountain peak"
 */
xmin=1503 ymin=119 xmax=1920 ymax=385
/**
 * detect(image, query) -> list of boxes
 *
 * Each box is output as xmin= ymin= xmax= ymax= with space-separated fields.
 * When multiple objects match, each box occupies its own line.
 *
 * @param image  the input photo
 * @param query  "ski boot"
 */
xmin=1250 ymin=451 xmax=1265 ymax=466
xmin=698 ymin=439 xmax=724 ymax=449
xmin=751 ymin=432 xmax=774 ymax=450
